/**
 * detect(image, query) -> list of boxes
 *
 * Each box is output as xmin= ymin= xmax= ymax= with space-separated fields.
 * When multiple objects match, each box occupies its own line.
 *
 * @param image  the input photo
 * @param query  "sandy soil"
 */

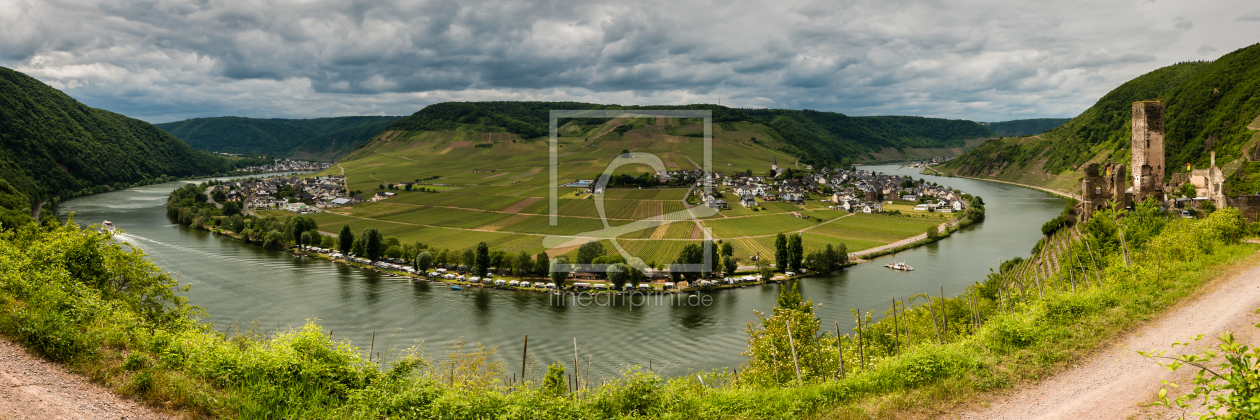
xmin=954 ymin=252 xmax=1260 ymax=419
xmin=0 ymin=339 xmax=175 ymax=420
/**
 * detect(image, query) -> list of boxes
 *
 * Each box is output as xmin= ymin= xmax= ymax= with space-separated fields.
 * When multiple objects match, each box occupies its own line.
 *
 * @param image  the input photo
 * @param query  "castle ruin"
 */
xmin=1131 ymin=101 xmax=1166 ymax=203
xmin=1078 ymin=162 xmax=1128 ymax=220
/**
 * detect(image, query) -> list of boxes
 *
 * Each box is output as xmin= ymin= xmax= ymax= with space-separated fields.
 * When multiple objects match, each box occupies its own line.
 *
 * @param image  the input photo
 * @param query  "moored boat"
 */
xmin=884 ymin=261 xmax=914 ymax=271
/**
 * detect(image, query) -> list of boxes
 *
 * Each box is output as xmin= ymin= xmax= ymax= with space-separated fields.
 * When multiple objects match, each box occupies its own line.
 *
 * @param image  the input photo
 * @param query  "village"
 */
xmin=236 ymin=158 xmax=334 ymax=174
xmin=691 ymin=157 xmax=972 ymax=216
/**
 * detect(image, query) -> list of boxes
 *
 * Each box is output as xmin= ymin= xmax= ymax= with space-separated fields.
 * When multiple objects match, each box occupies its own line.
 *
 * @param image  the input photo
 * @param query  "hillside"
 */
xmin=156 ymin=115 xmax=403 ymax=160
xmin=942 ymin=43 xmax=1260 ymax=192
xmin=0 ymin=66 xmax=238 ymax=209
xmin=385 ymin=102 xmax=997 ymax=166
xmin=982 ymin=118 xmax=1071 ymax=137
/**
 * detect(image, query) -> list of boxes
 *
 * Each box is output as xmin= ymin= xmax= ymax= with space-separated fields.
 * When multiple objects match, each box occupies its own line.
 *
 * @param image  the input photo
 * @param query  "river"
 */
xmin=58 ymin=165 xmax=1067 ymax=379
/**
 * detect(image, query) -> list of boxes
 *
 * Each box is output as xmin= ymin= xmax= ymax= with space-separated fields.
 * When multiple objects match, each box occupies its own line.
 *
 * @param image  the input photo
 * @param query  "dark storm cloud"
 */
xmin=0 ymin=0 xmax=1249 ymax=122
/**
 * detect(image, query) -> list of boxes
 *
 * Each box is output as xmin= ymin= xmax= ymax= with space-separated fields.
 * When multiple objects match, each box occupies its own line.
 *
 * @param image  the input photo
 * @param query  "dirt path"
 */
xmin=0 ymin=338 xmax=174 ymax=420
xmin=955 ymin=251 xmax=1260 ymax=419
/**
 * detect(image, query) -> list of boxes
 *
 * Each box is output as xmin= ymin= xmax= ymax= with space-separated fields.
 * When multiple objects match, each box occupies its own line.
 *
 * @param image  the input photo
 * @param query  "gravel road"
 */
xmin=955 ymin=253 xmax=1260 ymax=419
xmin=0 ymin=339 xmax=174 ymax=420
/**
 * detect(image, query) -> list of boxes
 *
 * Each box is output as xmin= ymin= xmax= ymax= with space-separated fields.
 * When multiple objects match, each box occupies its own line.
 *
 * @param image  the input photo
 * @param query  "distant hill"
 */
xmin=0 ymin=66 xmax=238 ymax=209
xmin=385 ymin=102 xmax=996 ymax=165
xmin=942 ymin=43 xmax=1260 ymax=192
xmin=981 ymin=118 xmax=1071 ymax=137
xmin=157 ymin=116 xmax=403 ymax=161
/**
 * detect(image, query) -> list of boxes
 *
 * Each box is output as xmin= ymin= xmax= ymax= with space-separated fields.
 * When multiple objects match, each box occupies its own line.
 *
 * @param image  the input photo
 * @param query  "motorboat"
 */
xmin=884 ymin=261 xmax=914 ymax=271
xmin=103 ymin=221 xmax=116 ymax=232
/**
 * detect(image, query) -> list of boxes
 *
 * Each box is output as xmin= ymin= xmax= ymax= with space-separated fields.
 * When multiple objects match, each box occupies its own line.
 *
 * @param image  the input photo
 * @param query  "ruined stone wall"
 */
xmin=1227 ymin=195 xmax=1260 ymax=222
xmin=1132 ymin=101 xmax=1166 ymax=201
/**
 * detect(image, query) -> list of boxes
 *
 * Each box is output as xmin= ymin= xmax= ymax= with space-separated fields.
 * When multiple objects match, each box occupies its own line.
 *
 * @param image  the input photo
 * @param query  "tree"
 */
xmin=535 ymin=252 xmax=550 ymax=276
xmin=320 ymin=235 xmax=336 ymax=249
xmin=263 ymin=230 xmax=285 ymax=250
xmin=338 ymin=225 xmax=354 ymax=254
xmin=222 ymin=200 xmax=241 ymax=216
xmin=607 ymin=263 xmax=629 ymax=291
xmin=628 ymin=264 xmax=646 ymax=289
xmin=926 ymin=224 xmax=940 ymax=240
xmin=461 ymin=248 xmax=475 ymax=269
xmin=385 ymin=245 xmax=403 ymax=259
xmin=550 ymin=257 xmax=570 ymax=289
xmin=415 ymin=251 xmax=433 ymax=272
xmin=774 ymin=233 xmax=788 ymax=272
xmin=720 ymin=241 xmax=734 ymax=257
xmin=723 ymin=255 xmax=738 ymax=277
xmin=758 ymin=262 xmax=774 ymax=282
xmin=362 ymin=228 xmax=383 ymax=261
xmin=436 ymin=249 xmax=450 ymax=267
xmin=576 ymin=241 xmax=605 ymax=265
xmin=515 ymin=251 xmax=531 ymax=276
xmin=307 ymin=230 xmax=322 ymax=249
xmin=474 ymin=242 xmax=491 ymax=275
xmin=788 ymin=233 xmax=803 ymax=272
xmin=299 ymin=231 xmax=312 ymax=250
xmin=543 ymin=362 xmax=567 ymax=397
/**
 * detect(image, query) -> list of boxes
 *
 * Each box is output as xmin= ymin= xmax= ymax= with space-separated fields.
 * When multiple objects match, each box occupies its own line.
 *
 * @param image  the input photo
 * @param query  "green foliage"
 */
xmin=156 ymin=116 xmax=403 ymax=160
xmin=983 ymin=118 xmax=1071 ymax=137
xmin=543 ymin=362 xmax=567 ymax=397
xmin=338 ymin=225 xmax=354 ymax=254
xmin=0 ymin=66 xmax=240 ymax=202
xmin=550 ymin=256 xmax=570 ymax=289
xmin=775 ymin=233 xmax=788 ymax=272
xmin=743 ymin=109 xmax=995 ymax=166
xmin=1143 ymin=321 xmax=1260 ymax=418
xmin=576 ymin=241 xmax=605 ymax=265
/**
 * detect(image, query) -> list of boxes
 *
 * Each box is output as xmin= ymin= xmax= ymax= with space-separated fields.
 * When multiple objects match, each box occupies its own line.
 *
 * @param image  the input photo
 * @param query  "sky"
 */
xmin=2 ymin=0 xmax=1256 ymax=123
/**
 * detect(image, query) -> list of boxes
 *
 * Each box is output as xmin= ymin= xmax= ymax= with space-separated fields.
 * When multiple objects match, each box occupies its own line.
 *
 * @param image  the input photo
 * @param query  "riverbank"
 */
xmin=925 ymin=164 xmax=1078 ymax=200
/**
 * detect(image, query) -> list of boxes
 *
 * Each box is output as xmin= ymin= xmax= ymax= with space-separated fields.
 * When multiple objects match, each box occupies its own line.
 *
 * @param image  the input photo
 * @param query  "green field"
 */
xmin=292 ymin=122 xmax=959 ymax=265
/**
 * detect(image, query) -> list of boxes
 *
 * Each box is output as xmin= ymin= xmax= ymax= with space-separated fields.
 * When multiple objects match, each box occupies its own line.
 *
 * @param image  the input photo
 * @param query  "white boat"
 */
xmin=884 ymin=261 xmax=914 ymax=271
xmin=103 ymin=221 xmax=116 ymax=232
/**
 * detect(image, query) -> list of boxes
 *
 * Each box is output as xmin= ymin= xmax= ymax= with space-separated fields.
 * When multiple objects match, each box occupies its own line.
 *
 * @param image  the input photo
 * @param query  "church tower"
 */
xmin=1131 ymin=101 xmax=1165 ymax=201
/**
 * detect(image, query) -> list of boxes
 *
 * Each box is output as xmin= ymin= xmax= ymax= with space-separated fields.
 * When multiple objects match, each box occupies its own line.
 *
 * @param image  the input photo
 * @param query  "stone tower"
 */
xmin=1131 ymin=101 xmax=1165 ymax=201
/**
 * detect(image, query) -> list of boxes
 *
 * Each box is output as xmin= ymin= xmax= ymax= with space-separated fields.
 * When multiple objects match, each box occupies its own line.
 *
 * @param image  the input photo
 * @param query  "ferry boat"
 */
xmin=884 ymin=261 xmax=914 ymax=271
xmin=103 ymin=221 xmax=116 ymax=232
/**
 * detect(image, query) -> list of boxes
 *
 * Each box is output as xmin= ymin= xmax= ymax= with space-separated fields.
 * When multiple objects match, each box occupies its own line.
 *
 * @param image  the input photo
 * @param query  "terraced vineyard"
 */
xmin=300 ymin=115 xmax=959 ymax=266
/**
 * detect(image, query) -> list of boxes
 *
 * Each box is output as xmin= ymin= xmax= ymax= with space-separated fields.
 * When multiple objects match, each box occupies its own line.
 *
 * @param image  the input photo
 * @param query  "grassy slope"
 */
xmin=312 ymin=116 xmax=948 ymax=264
xmin=941 ymin=43 xmax=1260 ymax=192
xmin=156 ymin=116 xmax=403 ymax=160
xmin=0 ymin=67 xmax=235 ymax=201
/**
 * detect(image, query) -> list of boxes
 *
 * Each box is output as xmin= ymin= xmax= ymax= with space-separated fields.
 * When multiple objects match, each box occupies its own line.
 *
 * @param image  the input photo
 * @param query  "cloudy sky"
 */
xmin=2 ymin=0 xmax=1256 ymax=123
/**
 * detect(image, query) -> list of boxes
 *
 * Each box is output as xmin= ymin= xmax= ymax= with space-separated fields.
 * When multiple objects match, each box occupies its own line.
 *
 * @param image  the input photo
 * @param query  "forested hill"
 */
xmin=981 ymin=118 xmax=1071 ymax=137
xmin=0 ymin=66 xmax=238 ymax=209
xmin=386 ymin=102 xmax=996 ymax=166
xmin=943 ymin=43 xmax=1260 ymax=185
xmin=157 ymin=115 xmax=403 ymax=160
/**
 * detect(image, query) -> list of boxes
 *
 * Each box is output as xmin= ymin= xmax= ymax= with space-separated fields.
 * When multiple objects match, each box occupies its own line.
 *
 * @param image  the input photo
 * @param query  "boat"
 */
xmin=884 ymin=261 xmax=914 ymax=271
xmin=450 ymin=285 xmax=462 ymax=290
xmin=103 ymin=220 xmax=116 ymax=232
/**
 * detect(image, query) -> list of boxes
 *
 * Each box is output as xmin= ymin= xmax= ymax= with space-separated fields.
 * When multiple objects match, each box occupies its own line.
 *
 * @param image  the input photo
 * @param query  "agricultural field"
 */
xmin=294 ymin=120 xmax=957 ymax=265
